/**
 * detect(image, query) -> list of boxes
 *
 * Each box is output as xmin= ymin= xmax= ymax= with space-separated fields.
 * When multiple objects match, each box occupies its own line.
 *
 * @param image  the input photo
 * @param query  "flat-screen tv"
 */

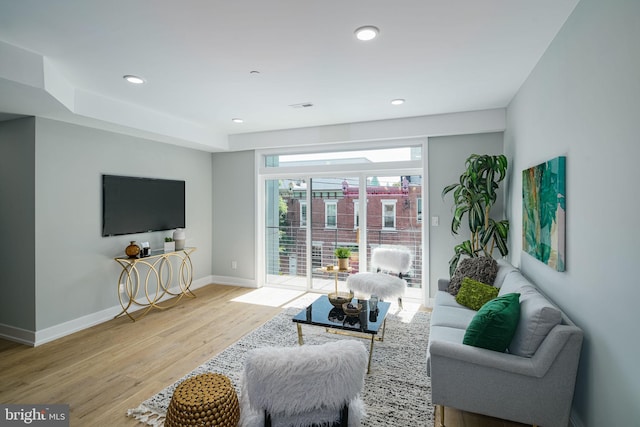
xmin=102 ymin=175 xmax=185 ymax=237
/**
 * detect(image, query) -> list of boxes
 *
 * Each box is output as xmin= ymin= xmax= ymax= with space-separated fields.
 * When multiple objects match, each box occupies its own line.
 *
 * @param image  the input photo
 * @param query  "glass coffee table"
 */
xmin=292 ymin=295 xmax=391 ymax=374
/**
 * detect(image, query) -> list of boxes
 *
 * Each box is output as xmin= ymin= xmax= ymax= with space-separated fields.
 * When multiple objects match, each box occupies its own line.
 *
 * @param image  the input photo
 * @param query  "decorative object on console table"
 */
xmin=173 ymin=228 xmax=186 ymax=251
xmin=140 ymin=241 xmax=150 ymax=257
xmin=523 ymin=156 xmax=566 ymax=272
xmin=125 ymin=241 xmax=141 ymax=258
xmin=164 ymin=237 xmax=175 ymax=252
xmin=334 ymin=247 xmax=351 ymax=270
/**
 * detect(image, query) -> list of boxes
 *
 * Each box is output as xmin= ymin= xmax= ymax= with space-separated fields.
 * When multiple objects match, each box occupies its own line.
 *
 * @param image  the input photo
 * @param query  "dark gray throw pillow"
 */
xmin=448 ymin=256 xmax=499 ymax=296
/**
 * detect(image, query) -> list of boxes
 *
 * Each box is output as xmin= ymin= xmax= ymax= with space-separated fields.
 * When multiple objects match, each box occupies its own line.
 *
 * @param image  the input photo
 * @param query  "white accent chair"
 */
xmin=346 ymin=245 xmax=412 ymax=309
xmin=239 ymin=340 xmax=368 ymax=427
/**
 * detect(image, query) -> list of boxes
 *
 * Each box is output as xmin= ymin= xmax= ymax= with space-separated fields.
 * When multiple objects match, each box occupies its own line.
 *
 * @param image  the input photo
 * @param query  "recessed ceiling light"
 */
xmin=391 ymin=99 xmax=405 ymax=105
xmin=123 ymin=75 xmax=145 ymax=84
xmin=232 ymin=118 xmax=244 ymax=123
xmin=354 ymin=26 xmax=379 ymax=41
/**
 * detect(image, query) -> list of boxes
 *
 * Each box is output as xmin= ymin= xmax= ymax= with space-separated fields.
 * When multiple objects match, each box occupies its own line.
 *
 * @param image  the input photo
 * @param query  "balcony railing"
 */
xmin=266 ymin=225 xmax=423 ymax=289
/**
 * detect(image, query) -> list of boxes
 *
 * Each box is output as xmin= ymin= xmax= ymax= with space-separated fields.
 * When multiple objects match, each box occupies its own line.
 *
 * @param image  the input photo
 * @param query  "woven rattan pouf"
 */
xmin=165 ymin=373 xmax=240 ymax=427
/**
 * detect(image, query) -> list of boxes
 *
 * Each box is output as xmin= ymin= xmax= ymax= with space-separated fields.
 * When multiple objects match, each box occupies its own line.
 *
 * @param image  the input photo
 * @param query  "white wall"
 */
xmin=428 ymin=132 xmax=504 ymax=296
xmin=32 ymin=118 xmax=213 ymax=333
xmin=504 ymin=0 xmax=639 ymax=425
xmin=211 ymin=150 xmax=256 ymax=285
xmin=0 ymin=117 xmax=36 ymax=332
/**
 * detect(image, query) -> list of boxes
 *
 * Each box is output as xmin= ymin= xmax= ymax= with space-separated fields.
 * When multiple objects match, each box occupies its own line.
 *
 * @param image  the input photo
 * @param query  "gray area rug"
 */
xmin=128 ymin=306 xmax=433 ymax=427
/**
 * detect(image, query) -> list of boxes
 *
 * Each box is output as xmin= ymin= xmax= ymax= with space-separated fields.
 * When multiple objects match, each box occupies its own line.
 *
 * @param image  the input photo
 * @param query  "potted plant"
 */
xmin=164 ymin=237 xmax=175 ymax=253
xmin=442 ymin=154 xmax=510 ymax=276
xmin=334 ymin=247 xmax=351 ymax=270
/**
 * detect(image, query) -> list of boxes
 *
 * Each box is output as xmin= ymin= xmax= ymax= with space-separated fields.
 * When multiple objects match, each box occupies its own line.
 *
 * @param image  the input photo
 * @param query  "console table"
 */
xmin=114 ymin=247 xmax=196 ymax=321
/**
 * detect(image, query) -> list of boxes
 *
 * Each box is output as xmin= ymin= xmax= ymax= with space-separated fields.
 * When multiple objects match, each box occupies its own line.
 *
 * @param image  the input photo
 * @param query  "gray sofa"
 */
xmin=426 ymin=259 xmax=583 ymax=427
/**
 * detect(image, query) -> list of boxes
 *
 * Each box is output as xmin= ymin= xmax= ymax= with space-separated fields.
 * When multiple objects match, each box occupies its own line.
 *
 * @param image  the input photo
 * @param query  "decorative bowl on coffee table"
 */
xmin=327 ymin=291 xmax=354 ymax=308
xmin=342 ymin=302 xmax=363 ymax=317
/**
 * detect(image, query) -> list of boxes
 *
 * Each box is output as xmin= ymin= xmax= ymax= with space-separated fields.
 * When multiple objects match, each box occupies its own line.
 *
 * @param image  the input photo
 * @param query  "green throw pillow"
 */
xmin=463 ymin=293 xmax=521 ymax=352
xmin=455 ymin=277 xmax=499 ymax=310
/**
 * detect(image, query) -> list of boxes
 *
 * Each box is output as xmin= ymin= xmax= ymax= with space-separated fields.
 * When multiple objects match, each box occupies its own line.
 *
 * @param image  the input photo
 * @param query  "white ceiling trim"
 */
xmin=0 ymin=41 xmax=229 ymax=151
xmin=229 ymin=108 xmax=506 ymax=151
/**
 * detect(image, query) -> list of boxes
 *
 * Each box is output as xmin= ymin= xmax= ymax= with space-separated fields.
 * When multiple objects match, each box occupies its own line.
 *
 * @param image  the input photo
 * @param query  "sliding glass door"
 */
xmin=265 ymin=178 xmax=308 ymax=288
xmin=261 ymin=143 xmax=425 ymax=300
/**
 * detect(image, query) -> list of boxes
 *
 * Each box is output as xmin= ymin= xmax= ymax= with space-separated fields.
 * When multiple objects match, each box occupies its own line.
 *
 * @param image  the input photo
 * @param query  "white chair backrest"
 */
xmin=370 ymin=245 xmax=412 ymax=274
xmin=243 ymin=340 xmax=367 ymax=415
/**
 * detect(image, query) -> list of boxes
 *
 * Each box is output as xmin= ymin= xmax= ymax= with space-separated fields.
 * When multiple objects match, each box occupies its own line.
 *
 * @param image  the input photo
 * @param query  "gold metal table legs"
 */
xmin=296 ymin=319 xmax=386 ymax=375
xmin=114 ymin=248 xmax=196 ymax=321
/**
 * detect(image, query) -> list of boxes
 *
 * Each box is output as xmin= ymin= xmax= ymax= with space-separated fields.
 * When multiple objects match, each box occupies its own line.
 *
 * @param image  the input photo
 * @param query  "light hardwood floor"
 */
xmin=0 ymin=284 xmax=529 ymax=427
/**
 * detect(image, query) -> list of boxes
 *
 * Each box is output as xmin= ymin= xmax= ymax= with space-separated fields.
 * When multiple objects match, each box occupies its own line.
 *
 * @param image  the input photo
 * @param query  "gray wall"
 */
xmin=428 ymin=133 xmax=504 ymax=297
xmin=211 ymin=150 xmax=256 ymax=281
xmin=0 ymin=117 xmax=36 ymax=330
xmin=18 ymin=118 xmax=213 ymax=331
xmin=504 ymin=0 xmax=639 ymax=425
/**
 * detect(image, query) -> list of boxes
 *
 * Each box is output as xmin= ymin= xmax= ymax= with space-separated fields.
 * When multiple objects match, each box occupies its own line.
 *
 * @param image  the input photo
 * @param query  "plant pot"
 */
xmin=164 ymin=241 xmax=175 ymax=252
xmin=338 ymin=258 xmax=349 ymax=270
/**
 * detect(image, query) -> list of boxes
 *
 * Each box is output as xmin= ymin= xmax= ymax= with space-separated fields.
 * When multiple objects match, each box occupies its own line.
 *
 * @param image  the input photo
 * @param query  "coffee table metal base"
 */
xmin=296 ymin=321 xmax=386 ymax=374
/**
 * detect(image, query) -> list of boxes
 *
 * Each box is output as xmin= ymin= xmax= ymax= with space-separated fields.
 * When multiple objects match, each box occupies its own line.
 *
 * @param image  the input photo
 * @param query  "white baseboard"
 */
xmin=209 ymin=275 xmax=257 ymax=288
xmin=0 ymin=275 xmax=215 ymax=347
xmin=0 ymin=323 xmax=36 ymax=346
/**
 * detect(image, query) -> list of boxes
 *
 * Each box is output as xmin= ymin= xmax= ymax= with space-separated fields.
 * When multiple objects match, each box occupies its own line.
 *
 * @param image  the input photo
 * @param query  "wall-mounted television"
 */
xmin=102 ymin=175 xmax=185 ymax=237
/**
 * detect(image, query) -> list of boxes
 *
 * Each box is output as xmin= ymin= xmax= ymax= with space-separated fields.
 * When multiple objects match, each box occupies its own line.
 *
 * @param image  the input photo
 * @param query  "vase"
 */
xmin=173 ymin=228 xmax=186 ymax=250
xmin=125 ymin=241 xmax=140 ymax=258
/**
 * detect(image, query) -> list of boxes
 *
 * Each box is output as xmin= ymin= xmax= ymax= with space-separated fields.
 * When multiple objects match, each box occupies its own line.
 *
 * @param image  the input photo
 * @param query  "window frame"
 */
xmin=381 ymin=199 xmax=397 ymax=231
xmin=299 ymin=200 xmax=307 ymax=228
xmin=325 ymin=200 xmax=337 ymax=229
xmin=353 ymin=199 xmax=359 ymax=230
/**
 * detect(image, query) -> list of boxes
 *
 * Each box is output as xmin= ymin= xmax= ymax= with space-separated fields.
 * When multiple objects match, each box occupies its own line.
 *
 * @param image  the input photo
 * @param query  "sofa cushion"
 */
xmin=498 ymin=271 xmax=535 ymax=296
xmin=430 ymin=304 xmax=477 ymax=329
xmin=435 ymin=289 xmax=465 ymax=308
xmin=455 ymin=277 xmax=499 ymax=310
xmin=463 ymin=293 xmax=520 ymax=352
xmin=448 ymin=256 xmax=498 ymax=296
xmin=508 ymin=293 xmax=562 ymax=357
xmin=493 ymin=259 xmax=519 ymax=288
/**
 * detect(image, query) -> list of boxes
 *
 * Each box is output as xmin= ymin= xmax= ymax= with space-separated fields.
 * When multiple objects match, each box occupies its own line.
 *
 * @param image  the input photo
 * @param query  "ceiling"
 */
xmin=0 ymin=0 xmax=579 ymax=152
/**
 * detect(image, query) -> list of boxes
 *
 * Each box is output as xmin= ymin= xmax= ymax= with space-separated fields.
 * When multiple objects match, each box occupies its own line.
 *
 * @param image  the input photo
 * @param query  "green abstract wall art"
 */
xmin=522 ymin=156 xmax=566 ymax=271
